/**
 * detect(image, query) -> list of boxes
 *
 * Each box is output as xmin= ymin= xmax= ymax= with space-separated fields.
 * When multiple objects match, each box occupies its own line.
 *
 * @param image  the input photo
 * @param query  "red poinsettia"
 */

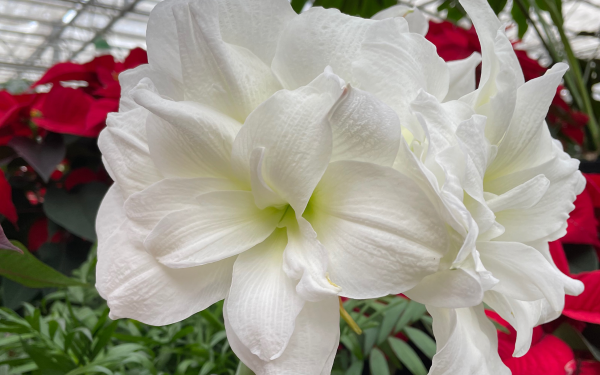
xmin=0 ymin=170 xmax=17 ymax=225
xmin=31 ymin=48 xmax=148 ymax=137
xmin=549 ymin=174 xmax=600 ymax=324
xmin=487 ymin=311 xmax=575 ymax=375
xmin=0 ymin=90 xmax=37 ymax=146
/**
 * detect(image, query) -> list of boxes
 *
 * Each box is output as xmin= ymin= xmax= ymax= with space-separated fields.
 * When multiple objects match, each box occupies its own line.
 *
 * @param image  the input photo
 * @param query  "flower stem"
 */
xmin=542 ymin=0 xmax=600 ymax=149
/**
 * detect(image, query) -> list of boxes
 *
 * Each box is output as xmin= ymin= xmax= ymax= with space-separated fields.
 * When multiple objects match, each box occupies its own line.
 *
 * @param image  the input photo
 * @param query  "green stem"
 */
xmin=544 ymin=0 xmax=600 ymax=149
xmin=235 ymin=362 xmax=255 ymax=375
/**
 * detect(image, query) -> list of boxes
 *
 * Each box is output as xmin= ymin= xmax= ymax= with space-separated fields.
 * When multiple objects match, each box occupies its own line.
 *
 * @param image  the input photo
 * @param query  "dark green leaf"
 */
xmin=44 ymin=182 xmax=108 ymax=241
xmin=345 ymin=361 xmax=363 ymax=375
xmin=362 ymin=327 xmax=379 ymax=356
xmin=1 ymin=277 xmax=39 ymax=309
xmin=564 ymin=244 xmax=599 ymax=273
xmin=0 ymin=225 xmax=21 ymax=253
xmin=552 ymin=322 xmax=588 ymax=351
xmin=489 ymin=0 xmax=508 ymax=14
xmin=511 ymin=0 xmax=529 ymax=39
xmin=22 ymin=343 xmax=76 ymax=375
xmin=341 ymin=333 xmax=363 ymax=360
xmin=377 ymin=302 xmax=407 ymax=345
xmin=8 ymin=134 xmax=65 ymax=182
xmin=369 ymin=348 xmax=390 ymax=375
xmin=0 ymin=242 xmax=86 ymax=288
xmin=290 ymin=0 xmax=309 ymax=13
xmin=91 ymin=320 xmax=118 ymax=360
xmin=388 ymin=337 xmax=427 ymax=375
xmin=403 ymin=326 xmax=436 ymax=359
xmin=235 ymin=362 xmax=254 ymax=375
xmin=395 ymin=301 xmax=427 ymax=333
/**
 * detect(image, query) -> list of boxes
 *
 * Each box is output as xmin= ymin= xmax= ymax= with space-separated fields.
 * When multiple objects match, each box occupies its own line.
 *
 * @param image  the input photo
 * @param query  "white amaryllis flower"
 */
xmin=95 ymin=0 xmax=479 ymax=374
xmin=395 ymin=0 xmax=586 ymax=373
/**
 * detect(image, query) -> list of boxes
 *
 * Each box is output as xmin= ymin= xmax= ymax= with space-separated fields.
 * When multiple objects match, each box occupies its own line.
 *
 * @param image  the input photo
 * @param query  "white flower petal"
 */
xmin=484 ymin=291 xmax=545 ymax=357
xmin=170 ymin=0 xmax=282 ymax=122
xmin=487 ymin=63 xmax=569 ymax=177
xmin=145 ymin=190 xmax=283 ymax=268
xmin=445 ymin=52 xmax=481 ymax=101
xmin=329 ymin=85 xmax=401 ymax=166
xmin=478 ymin=241 xmax=566 ymax=310
xmin=406 ymin=268 xmax=484 ymax=308
xmin=428 ymin=305 xmax=510 ymax=375
xmin=272 ymin=7 xmax=375 ymax=90
xmin=132 ymin=82 xmax=241 ymax=179
xmin=96 ymin=223 xmax=235 ymax=326
xmin=146 ymin=0 xmax=184 ymax=82
xmin=231 ymin=70 xmax=343 ymax=214
xmin=124 ymin=177 xmax=242 ymax=237
xmin=460 ymin=31 xmax=519 ymax=145
xmin=227 ymin=229 xmax=304 ymax=362
xmin=371 ymin=5 xmax=429 ymax=36
xmin=493 ymin=170 xmax=583 ymax=243
xmin=353 ymin=21 xmax=449 ymax=141
xmin=118 ymin=64 xmax=183 ymax=113
xmin=307 ymin=160 xmax=449 ymax=298
xmin=98 ymin=109 xmax=162 ymax=198
xmin=96 ymin=184 xmax=126 ymax=247
xmin=459 ymin=0 xmax=523 ymax=89
xmin=248 ymin=147 xmax=288 ymax=209
xmin=283 ymin=216 xmax=341 ymax=302
xmin=485 ymin=174 xmax=550 ymax=212
xmin=217 ymin=0 xmax=296 ymax=65
xmin=224 ymin=297 xmax=340 ymax=375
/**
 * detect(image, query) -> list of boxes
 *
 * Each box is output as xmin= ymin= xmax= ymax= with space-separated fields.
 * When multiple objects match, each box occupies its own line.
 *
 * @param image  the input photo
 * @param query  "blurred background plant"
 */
xmin=1 ymin=0 xmax=600 ymax=374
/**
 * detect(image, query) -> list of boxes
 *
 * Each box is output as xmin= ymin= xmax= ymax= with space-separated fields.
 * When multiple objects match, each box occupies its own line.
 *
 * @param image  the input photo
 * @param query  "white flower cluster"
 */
xmin=96 ymin=0 xmax=585 ymax=373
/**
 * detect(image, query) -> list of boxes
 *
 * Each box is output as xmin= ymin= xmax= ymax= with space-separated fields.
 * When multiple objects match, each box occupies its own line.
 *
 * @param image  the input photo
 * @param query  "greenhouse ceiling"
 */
xmin=0 ymin=0 xmax=159 ymax=84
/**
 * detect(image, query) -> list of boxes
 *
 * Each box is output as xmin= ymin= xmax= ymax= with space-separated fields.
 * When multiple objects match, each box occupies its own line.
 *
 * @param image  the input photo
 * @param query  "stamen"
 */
xmin=339 ymin=297 xmax=362 ymax=335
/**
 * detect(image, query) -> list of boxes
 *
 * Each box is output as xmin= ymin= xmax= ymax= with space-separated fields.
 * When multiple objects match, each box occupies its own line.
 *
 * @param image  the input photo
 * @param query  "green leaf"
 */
xmin=235 ymin=362 xmax=255 ymax=375
xmin=44 ymin=183 xmax=109 ymax=241
xmin=564 ymin=244 xmax=599 ymax=273
xmin=488 ymin=0 xmax=508 ymax=14
xmin=377 ymin=302 xmax=407 ymax=345
xmin=388 ymin=337 xmax=428 ymax=375
xmin=395 ymin=301 xmax=427 ymax=333
xmin=341 ymin=333 xmax=363 ymax=360
xmin=362 ymin=327 xmax=379 ymax=356
xmin=511 ymin=0 xmax=529 ymax=39
xmin=552 ymin=323 xmax=588 ymax=351
xmin=403 ymin=326 xmax=436 ymax=359
xmin=22 ymin=343 xmax=76 ymax=375
xmin=0 ymin=242 xmax=86 ymax=288
xmin=209 ymin=330 xmax=228 ymax=347
xmin=290 ymin=0 xmax=309 ymax=13
xmin=200 ymin=361 xmax=215 ymax=375
xmin=345 ymin=361 xmax=363 ymax=375
xmin=1 ymin=277 xmax=39 ymax=309
xmin=91 ymin=320 xmax=118 ymax=360
xmin=369 ymin=348 xmax=390 ymax=375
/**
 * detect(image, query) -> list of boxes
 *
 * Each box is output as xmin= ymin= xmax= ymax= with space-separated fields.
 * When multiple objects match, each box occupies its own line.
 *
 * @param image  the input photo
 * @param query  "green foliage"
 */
xmin=332 ymin=297 xmax=433 ymax=374
xmin=43 ymin=183 xmax=109 ymax=242
xmin=0 ymin=252 xmax=239 ymax=375
xmin=0 ymin=242 xmax=85 ymax=289
xmin=289 ymin=0 xmax=397 ymax=18
xmin=563 ymin=244 xmax=600 ymax=273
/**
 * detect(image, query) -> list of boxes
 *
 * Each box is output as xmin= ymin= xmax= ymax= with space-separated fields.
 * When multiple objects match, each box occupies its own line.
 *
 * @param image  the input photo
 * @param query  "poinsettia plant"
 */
xmin=0 ymin=48 xmax=147 ymax=309
xmin=0 ymin=1 xmax=600 ymax=375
